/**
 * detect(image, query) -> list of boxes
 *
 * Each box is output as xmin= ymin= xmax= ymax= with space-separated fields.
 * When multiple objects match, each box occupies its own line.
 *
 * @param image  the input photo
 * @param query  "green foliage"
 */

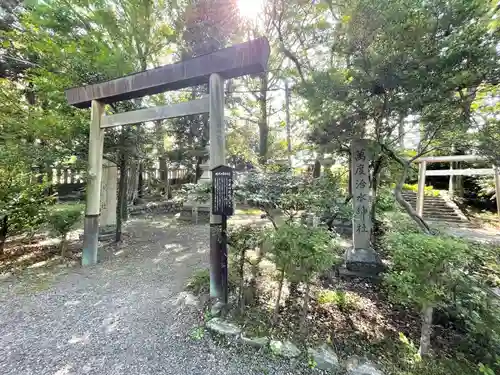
xmin=381 ymin=211 xmax=422 ymax=235
xmin=235 ymin=170 xmax=350 ymax=226
xmin=306 ymin=172 xmax=352 ymax=223
xmin=0 ymin=168 xmax=52 ymax=246
xmin=384 ymin=221 xmax=500 ymax=366
xmin=298 ymin=0 xmax=498 ymax=151
xmin=402 ymin=184 xmax=440 ymax=197
xmin=189 ymin=326 xmax=205 ymax=341
xmin=179 ymin=182 xmax=211 ymax=204
xmin=47 ymin=204 xmax=82 ymax=238
xmin=186 ymin=268 xmax=211 ymax=295
xmin=384 ymin=232 xmax=470 ymax=309
xmin=317 ymin=290 xmax=360 ymax=313
xmin=228 ymin=224 xmax=263 ymax=252
xmin=267 ymin=223 xmax=341 ymax=282
xmin=476 ymin=177 xmax=497 ymax=200
xmin=451 ymin=242 xmax=500 ymax=366
xmin=376 ymin=187 xmax=397 ymax=213
xmin=234 ymin=170 xmax=307 ymax=216
xmin=474 ymin=84 xmax=500 ymax=166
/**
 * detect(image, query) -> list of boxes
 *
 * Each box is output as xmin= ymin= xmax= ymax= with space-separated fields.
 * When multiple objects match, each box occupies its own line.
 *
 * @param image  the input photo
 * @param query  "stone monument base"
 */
xmin=79 ymin=225 xmax=116 ymax=242
xmin=344 ymin=247 xmax=384 ymax=276
xmin=178 ymin=205 xmax=210 ymax=223
xmin=99 ymin=225 xmax=116 ymax=241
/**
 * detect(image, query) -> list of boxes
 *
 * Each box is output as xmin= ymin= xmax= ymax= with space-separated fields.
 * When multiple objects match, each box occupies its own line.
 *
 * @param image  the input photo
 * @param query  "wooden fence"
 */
xmin=45 ymin=166 xmax=189 ymax=201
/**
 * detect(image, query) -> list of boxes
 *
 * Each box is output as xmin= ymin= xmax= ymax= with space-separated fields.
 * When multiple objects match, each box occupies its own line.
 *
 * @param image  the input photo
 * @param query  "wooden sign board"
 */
xmin=212 ymin=165 xmax=234 ymax=216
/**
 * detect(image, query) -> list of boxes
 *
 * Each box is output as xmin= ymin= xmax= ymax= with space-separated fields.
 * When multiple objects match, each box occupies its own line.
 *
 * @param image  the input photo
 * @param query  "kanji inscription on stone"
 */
xmin=211 ymin=165 xmax=234 ymax=216
xmin=351 ymin=139 xmax=372 ymax=249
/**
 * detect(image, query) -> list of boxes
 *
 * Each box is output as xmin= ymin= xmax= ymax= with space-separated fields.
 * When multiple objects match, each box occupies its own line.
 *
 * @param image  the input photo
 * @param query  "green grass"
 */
xmin=51 ymin=202 xmax=85 ymax=212
xmin=317 ymin=290 xmax=360 ymax=312
xmin=185 ymin=268 xmax=210 ymax=294
xmin=235 ymin=208 xmax=263 ymax=215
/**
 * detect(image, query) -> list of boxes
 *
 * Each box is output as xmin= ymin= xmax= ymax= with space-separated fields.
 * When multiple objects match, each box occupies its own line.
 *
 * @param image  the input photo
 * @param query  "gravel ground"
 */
xmin=0 ymin=215 xmax=312 ymax=375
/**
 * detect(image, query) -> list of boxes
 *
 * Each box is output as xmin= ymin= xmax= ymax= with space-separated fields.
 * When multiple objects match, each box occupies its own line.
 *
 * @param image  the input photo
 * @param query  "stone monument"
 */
xmin=344 ymin=139 xmax=383 ymax=275
xmin=99 ymin=159 xmax=118 ymax=238
xmin=178 ymin=146 xmax=211 ymax=223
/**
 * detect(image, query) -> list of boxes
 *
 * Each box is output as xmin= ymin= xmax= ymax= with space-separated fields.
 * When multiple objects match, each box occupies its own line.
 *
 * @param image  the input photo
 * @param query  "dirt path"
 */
xmin=0 ymin=215 xmax=308 ymax=375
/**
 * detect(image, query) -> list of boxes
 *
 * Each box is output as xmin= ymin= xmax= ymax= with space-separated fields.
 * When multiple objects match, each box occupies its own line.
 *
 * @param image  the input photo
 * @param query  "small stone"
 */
xmin=241 ymin=335 xmax=269 ymax=348
xmin=345 ymin=356 xmax=384 ymax=375
xmin=174 ymin=292 xmax=200 ymax=307
xmin=210 ymin=302 xmax=225 ymax=317
xmin=269 ymin=340 xmax=301 ymax=358
xmin=0 ymin=272 xmax=12 ymax=280
xmin=206 ymin=318 xmax=241 ymax=336
xmin=307 ymin=344 xmax=340 ymax=371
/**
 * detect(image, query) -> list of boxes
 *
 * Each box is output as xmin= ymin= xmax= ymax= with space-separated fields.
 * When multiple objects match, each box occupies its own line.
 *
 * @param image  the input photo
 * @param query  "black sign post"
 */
xmin=211 ymin=165 xmax=234 ymax=305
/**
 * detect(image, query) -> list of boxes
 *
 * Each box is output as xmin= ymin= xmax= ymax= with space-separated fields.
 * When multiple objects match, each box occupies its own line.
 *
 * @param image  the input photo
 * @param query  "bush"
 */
xmin=47 ymin=204 xmax=83 ymax=257
xmin=384 ymin=230 xmax=471 ymax=356
xmin=267 ymin=223 xmax=342 ymax=333
xmin=235 ymin=170 xmax=350 ymax=228
xmin=227 ymin=224 xmax=265 ymax=311
xmin=317 ymin=290 xmax=360 ymax=313
xmin=376 ymin=186 xmax=397 ymax=213
xmin=402 ymin=183 xmax=440 ymax=197
xmin=384 ymin=220 xmax=500 ymax=368
xmin=0 ymin=170 xmax=53 ymax=251
xmin=179 ymin=182 xmax=211 ymax=204
xmin=186 ymin=269 xmax=211 ymax=295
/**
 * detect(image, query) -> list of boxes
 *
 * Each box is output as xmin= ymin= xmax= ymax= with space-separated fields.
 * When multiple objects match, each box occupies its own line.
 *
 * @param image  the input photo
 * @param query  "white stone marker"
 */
xmin=100 ymin=159 xmax=118 ymax=229
xmin=345 ymin=139 xmax=383 ymax=275
xmin=351 ymin=140 xmax=371 ymax=249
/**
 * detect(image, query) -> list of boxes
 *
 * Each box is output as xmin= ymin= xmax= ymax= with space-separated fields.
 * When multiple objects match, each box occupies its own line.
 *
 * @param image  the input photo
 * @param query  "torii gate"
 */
xmin=65 ymin=38 xmax=270 ymax=303
xmin=415 ymin=155 xmax=500 ymax=218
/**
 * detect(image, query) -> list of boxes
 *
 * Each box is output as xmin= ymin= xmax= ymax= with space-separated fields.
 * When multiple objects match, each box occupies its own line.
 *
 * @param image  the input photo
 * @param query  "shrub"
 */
xmin=179 ymin=182 xmax=211 ymax=204
xmin=317 ymin=290 xmax=360 ymax=313
xmin=402 ymin=183 xmax=440 ymax=197
xmin=235 ymin=170 xmax=350 ymax=228
xmin=227 ymin=224 xmax=265 ymax=311
xmin=267 ymin=223 xmax=342 ymax=333
xmin=186 ymin=269 xmax=211 ymax=295
xmin=47 ymin=205 xmax=83 ymax=257
xmin=376 ymin=186 xmax=397 ymax=213
xmin=384 ymin=231 xmax=471 ymax=356
xmin=0 ymin=170 xmax=53 ymax=251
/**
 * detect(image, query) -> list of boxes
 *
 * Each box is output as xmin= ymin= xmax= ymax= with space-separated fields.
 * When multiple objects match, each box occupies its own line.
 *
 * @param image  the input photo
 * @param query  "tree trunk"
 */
xmin=127 ymin=161 xmax=139 ymax=204
xmin=300 ymin=281 xmax=311 ymax=337
xmin=159 ymin=157 xmax=170 ymax=198
xmin=138 ymin=161 xmax=144 ymax=199
xmin=60 ymin=235 xmax=67 ymax=258
xmin=239 ymin=248 xmax=246 ymax=314
xmin=371 ymin=156 xmax=384 ymax=243
xmin=286 ymin=281 xmax=299 ymax=308
xmin=258 ymin=73 xmax=269 ymax=165
xmin=0 ymin=216 xmax=8 ymax=254
xmin=419 ymin=304 xmax=433 ymax=356
xmin=116 ymin=142 xmax=128 ymax=242
xmin=154 ymin=120 xmax=171 ymax=198
xmin=312 ymin=159 xmax=321 ymax=178
xmin=273 ymin=268 xmax=285 ymax=324
xmin=195 ymin=156 xmax=203 ymax=182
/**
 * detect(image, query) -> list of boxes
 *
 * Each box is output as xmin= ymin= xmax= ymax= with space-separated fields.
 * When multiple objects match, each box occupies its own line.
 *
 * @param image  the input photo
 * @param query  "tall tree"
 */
xmin=274 ymin=0 xmax=499 ymax=232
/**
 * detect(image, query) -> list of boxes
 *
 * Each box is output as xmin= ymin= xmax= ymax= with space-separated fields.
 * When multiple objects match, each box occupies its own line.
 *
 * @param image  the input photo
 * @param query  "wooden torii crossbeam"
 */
xmin=65 ymin=38 xmax=270 ymax=108
xmin=65 ymin=36 xmax=270 ymax=302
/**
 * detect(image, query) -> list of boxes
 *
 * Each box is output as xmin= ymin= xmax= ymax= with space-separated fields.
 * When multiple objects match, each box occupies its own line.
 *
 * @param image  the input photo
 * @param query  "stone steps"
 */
xmin=400 ymin=191 xmax=467 ymax=223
